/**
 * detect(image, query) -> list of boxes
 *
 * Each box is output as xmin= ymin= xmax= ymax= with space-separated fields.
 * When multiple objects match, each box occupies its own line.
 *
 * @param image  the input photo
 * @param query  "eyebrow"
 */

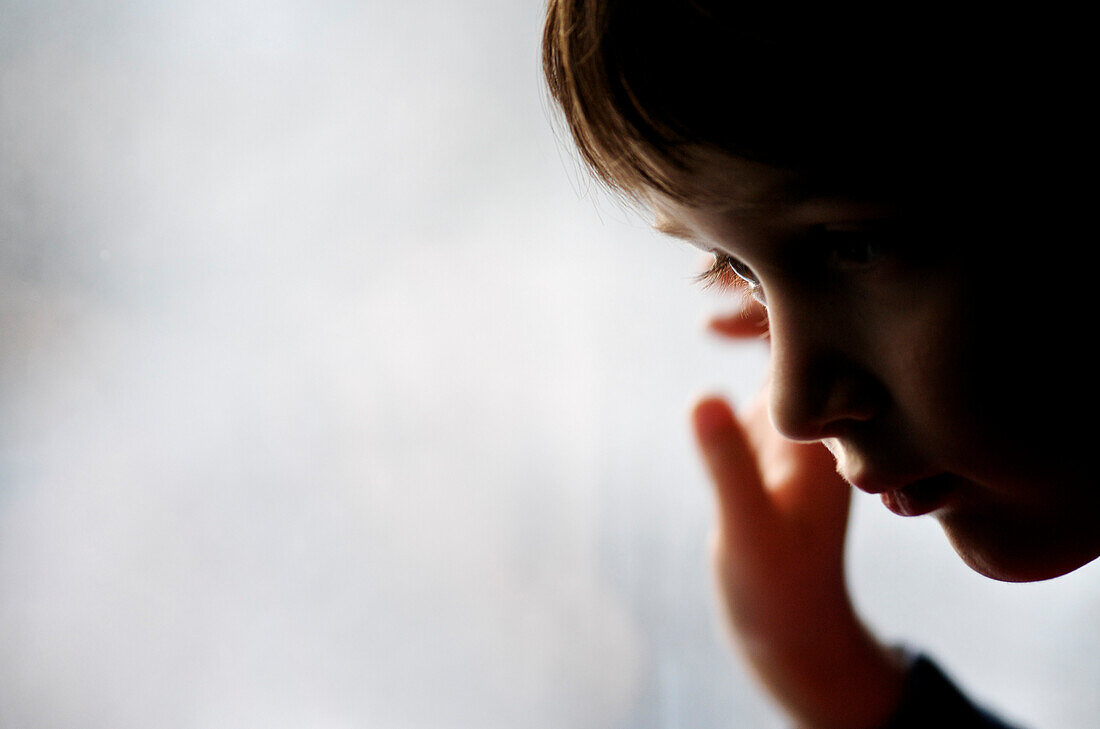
xmin=650 ymin=174 xmax=813 ymax=244
xmin=652 ymin=213 xmax=697 ymax=241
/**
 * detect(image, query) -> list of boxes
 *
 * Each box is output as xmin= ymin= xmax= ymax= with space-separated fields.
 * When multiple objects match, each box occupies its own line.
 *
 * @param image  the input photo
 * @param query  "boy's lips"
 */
xmin=843 ymin=465 xmax=928 ymax=496
xmin=829 ymin=439 xmax=962 ymax=517
xmin=845 ymin=468 xmax=961 ymax=517
xmin=872 ymin=474 xmax=960 ymax=517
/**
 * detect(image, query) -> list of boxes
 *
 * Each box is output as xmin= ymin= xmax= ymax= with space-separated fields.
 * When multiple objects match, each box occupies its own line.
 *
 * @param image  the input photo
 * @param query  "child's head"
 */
xmin=544 ymin=2 xmax=1099 ymax=582
xmin=543 ymin=4 xmax=1086 ymax=204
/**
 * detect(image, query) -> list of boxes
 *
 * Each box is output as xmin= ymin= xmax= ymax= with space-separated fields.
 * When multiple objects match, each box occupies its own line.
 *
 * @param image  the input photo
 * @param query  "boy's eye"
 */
xmin=829 ymin=236 xmax=880 ymax=265
xmin=694 ymin=253 xmax=765 ymax=305
xmin=724 ymin=256 xmax=767 ymax=305
xmin=726 ymin=256 xmax=761 ymax=287
xmin=817 ymin=224 xmax=892 ymax=268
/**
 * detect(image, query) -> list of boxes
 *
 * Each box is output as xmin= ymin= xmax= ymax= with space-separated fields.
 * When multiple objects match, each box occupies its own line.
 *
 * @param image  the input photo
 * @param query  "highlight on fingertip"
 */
xmin=691 ymin=395 xmax=735 ymax=438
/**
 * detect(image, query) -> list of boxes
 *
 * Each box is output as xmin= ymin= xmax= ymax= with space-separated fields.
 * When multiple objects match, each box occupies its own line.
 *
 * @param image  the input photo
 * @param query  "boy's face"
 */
xmin=653 ymin=152 xmax=1100 ymax=582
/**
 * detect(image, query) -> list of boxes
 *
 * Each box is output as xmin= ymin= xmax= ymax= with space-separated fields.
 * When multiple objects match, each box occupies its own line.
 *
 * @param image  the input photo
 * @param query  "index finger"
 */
xmin=692 ymin=396 xmax=776 ymax=540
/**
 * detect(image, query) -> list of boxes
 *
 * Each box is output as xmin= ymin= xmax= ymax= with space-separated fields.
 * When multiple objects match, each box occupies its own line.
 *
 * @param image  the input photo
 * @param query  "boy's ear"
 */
xmin=707 ymin=301 xmax=769 ymax=340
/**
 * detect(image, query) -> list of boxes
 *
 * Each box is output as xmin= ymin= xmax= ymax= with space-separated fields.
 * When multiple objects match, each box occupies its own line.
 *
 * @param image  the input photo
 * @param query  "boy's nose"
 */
xmin=766 ymin=297 xmax=886 ymax=442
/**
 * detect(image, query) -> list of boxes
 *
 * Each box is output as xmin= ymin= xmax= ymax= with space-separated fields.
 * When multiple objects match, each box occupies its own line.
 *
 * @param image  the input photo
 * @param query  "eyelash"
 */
xmin=694 ymin=252 xmax=766 ymax=304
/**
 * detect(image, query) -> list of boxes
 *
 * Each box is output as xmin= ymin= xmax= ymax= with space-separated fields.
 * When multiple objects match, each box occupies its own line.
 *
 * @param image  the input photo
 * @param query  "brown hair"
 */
xmin=541 ymin=4 xmax=1079 ymax=207
xmin=542 ymin=0 xmax=697 ymax=202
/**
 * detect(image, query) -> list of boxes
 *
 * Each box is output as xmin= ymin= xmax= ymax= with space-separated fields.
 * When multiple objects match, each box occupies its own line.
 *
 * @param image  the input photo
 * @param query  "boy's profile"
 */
xmin=543 ymin=3 xmax=1097 ymax=727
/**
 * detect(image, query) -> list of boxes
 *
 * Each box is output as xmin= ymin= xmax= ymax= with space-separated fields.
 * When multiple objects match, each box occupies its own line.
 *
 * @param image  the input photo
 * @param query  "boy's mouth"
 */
xmin=831 ymin=443 xmax=960 ymax=517
xmin=842 ymin=461 xmax=961 ymax=517
xmin=877 ymin=473 xmax=960 ymax=517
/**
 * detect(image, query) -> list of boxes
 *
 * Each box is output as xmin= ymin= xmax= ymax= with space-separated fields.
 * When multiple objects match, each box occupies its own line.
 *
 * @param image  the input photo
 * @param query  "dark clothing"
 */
xmin=880 ymin=654 xmax=1022 ymax=729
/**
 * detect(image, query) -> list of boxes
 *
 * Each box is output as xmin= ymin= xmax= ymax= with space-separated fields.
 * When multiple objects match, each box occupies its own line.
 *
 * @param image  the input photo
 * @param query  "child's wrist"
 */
xmin=739 ymin=616 xmax=908 ymax=729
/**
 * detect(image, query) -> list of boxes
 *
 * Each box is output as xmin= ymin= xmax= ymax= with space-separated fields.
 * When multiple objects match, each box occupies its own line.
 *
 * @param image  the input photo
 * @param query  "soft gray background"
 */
xmin=2 ymin=2 xmax=1098 ymax=727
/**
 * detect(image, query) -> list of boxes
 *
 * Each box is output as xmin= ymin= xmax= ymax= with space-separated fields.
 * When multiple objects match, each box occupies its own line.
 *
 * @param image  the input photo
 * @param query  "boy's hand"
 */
xmin=694 ymin=301 xmax=907 ymax=729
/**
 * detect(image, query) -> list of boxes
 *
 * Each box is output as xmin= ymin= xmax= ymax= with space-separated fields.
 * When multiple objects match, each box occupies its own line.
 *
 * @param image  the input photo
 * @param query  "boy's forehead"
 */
xmin=657 ymin=150 xmax=802 ymax=210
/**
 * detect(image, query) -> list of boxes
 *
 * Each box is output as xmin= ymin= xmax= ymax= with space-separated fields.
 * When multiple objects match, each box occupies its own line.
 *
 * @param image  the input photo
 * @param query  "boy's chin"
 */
xmin=938 ymin=511 xmax=1100 ymax=583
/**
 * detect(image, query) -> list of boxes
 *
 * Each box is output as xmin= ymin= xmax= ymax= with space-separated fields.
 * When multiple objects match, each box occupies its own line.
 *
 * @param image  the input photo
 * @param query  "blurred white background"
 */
xmin=2 ymin=2 xmax=1098 ymax=727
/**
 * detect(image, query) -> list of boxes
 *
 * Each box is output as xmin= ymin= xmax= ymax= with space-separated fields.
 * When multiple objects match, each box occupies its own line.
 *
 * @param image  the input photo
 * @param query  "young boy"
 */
xmin=542 ymin=4 xmax=1098 ymax=728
